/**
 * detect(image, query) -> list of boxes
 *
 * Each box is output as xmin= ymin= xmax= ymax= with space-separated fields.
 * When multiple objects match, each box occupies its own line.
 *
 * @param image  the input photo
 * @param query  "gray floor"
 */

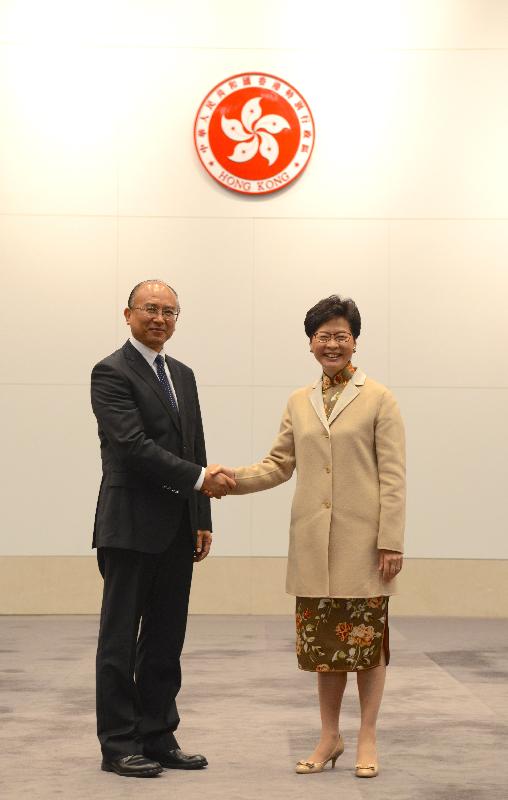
xmin=1 ymin=615 xmax=507 ymax=800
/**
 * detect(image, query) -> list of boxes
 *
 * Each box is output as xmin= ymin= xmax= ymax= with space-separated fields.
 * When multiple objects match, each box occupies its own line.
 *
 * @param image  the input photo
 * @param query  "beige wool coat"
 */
xmin=232 ymin=369 xmax=406 ymax=598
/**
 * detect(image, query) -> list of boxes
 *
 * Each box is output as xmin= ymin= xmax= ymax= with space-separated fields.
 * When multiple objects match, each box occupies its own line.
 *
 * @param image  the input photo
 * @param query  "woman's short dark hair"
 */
xmin=304 ymin=295 xmax=361 ymax=339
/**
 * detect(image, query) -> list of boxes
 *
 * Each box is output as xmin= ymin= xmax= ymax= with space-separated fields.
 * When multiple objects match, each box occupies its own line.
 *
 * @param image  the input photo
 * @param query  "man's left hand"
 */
xmin=194 ymin=530 xmax=212 ymax=562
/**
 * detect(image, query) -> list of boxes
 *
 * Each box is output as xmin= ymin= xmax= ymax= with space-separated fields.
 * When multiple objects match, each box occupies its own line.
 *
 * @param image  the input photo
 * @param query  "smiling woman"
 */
xmin=228 ymin=294 xmax=406 ymax=779
xmin=306 ymin=295 xmax=360 ymax=376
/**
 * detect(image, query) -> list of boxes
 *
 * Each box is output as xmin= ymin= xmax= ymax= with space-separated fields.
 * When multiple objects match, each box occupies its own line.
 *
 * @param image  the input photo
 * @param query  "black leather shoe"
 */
xmin=145 ymin=748 xmax=208 ymax=770
xmin=101 ymin=754 xmax=163 ymax=777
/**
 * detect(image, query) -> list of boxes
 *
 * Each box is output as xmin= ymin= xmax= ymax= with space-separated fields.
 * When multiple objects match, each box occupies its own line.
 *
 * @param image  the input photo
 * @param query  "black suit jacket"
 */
xmin=91 ymin=340 xmax=212 ymax=554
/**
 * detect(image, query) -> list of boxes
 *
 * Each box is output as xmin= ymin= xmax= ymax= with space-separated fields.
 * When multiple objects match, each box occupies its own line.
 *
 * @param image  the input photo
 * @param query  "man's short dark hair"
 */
xmin=128 ymin=279 xmax=179 ymax=309
xmin=304 ymin=295 xmax=361 ymax=339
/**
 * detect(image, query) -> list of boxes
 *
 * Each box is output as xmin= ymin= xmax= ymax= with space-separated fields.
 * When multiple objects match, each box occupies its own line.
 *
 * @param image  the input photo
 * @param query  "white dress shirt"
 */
xmin=129 ymin=336 xmax=205 ymax=491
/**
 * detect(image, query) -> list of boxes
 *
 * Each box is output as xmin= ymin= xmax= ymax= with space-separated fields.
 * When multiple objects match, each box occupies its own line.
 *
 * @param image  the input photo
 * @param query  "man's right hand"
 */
xmin=201 ymin=465 xmax=236 ymax=499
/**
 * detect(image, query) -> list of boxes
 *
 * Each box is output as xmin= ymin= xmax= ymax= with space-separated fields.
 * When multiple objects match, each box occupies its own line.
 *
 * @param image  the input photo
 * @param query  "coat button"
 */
xmin=323 ymin=501 xmax=331 ymax=509
xmin=325 ymin=466 xmax=331 ymax=473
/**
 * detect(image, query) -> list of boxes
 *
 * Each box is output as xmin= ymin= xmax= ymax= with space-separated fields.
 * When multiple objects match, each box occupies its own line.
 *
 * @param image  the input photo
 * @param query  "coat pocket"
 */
xmin=105 ymin=471 xmax=145 ymax=488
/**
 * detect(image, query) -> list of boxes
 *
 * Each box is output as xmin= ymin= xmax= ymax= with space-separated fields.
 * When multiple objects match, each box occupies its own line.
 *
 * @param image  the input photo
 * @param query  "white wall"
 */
xmin=1 ymin=0 xmax=507 ymax=563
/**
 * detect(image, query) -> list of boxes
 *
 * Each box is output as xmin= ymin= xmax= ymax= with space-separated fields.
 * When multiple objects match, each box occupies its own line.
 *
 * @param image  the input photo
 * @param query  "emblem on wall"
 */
xmin=194 ymin=72 xmax=315 ymax=195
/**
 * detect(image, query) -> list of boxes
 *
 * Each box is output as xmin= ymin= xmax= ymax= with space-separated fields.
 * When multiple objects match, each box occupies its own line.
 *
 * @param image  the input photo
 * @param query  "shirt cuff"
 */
xmin=194 ymin=467 xmax=206 ymax=491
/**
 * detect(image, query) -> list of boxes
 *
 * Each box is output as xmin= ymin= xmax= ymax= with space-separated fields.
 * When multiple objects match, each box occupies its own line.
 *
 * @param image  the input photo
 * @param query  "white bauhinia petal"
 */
xmin=228 ymin=136 xmax=259 ymax=163
xmin=221 ymin=115 xmax=251 ymax=142
xmin=257 ymin=130 xmax=279 ymax=166
xmin=254 ymin=114 xmax=290 ymax=134
xmin=241 ymin=97 xmax=262 ymax=133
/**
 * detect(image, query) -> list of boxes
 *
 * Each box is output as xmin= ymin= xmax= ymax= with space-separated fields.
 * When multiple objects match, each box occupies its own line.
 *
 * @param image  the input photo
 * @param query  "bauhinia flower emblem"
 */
xmin=221 ymin=97 xmax=290 ymax=166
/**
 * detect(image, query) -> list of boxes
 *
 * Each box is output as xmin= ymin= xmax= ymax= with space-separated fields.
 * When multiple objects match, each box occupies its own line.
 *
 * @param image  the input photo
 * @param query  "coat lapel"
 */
xmin=309 ymin=368 xmax=367 ymax=430
xmin=123 ymin=341 xmax=181 ymax=433
xmin=327 ymin=378 xmax=360 ymax=427
xmin=310 ymin=380 xmax=330 ymax=432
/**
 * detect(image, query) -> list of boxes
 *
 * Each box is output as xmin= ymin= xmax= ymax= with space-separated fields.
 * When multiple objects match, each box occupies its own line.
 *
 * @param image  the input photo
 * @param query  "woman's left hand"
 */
xmin=378 ymin=549 xmax=403 ymax=582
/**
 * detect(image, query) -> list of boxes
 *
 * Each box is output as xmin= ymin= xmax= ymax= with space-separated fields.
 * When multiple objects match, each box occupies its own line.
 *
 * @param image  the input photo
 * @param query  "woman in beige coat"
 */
xmin=226 ymin=295 xmax=405 ymax=778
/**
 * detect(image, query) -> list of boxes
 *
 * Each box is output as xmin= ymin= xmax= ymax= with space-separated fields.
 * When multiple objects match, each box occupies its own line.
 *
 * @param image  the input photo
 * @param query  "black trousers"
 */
xmin=96 ymin=514 xmax=194 ymax=759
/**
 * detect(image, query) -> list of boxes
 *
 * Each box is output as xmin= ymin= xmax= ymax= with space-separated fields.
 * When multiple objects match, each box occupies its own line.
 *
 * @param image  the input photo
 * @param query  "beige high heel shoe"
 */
xmin=355 ymin=762 xmax=379 ymax=778
xmin=295 ymin=734 xmax=345 ymax=774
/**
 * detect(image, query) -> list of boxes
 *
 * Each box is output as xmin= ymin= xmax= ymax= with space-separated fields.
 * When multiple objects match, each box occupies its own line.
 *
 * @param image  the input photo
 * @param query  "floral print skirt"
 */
xmin=296 ymin=596 xmax=390 ymax=672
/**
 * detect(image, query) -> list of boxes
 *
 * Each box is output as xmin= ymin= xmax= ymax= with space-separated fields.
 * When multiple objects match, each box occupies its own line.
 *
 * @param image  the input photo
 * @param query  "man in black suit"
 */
xmin=91 ymin=279 xmax=235 ymax=778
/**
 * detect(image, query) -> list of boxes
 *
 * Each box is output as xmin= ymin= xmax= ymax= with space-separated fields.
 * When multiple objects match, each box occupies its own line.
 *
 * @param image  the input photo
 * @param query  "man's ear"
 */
xmin=124 ymin=308 xmax=131 ymax=326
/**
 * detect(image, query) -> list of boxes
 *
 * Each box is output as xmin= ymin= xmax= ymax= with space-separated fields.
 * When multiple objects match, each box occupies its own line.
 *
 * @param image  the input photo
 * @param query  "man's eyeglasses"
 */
xmin=131 ymin=304 xmax=180 ymax=320
xmin=313 ymin=333 xmax=352 ymax=344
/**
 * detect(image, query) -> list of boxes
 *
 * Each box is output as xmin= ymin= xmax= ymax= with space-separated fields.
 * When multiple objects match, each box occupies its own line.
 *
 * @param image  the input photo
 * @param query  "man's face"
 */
xmin=124 ymin=283 xmax=179 ymax=352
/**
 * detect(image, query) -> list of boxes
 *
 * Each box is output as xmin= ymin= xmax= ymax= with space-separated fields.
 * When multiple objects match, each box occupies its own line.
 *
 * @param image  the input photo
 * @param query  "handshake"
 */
xmin=201 ymin=464 xmax=236 ymax=499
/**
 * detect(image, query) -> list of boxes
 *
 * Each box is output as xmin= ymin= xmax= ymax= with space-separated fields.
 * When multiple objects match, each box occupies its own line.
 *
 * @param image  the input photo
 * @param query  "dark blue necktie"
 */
xmin=154 ymin=354 xmax=178 ymax=412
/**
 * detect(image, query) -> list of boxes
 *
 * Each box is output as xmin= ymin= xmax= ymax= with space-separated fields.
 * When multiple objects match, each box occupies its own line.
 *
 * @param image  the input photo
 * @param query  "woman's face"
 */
xmin=309 ymin=315 xmax=356 ymax=376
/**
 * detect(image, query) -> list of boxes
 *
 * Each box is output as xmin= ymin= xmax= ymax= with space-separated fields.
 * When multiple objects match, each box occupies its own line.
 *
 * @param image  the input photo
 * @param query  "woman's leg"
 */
xmin=306 ymin=671 xmax=347 ymax=762
xmin=355 ymin=646 xmax=386 ymax=765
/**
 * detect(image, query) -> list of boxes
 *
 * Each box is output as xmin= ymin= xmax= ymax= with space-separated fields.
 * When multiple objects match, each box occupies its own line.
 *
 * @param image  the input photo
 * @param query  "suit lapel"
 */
xmin=309 ymin=368 xmax=367 ymax=430
xmin=123 ymin=341 xmax=181 ymax=433
xmin=165 ymin=356 xmax=188 ymax=436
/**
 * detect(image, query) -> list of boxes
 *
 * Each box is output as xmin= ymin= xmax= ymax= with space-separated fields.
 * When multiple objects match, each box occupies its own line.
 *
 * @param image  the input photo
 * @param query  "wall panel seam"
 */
xmin=2 ymin=214 xmax=508 ymax=222
xmin=2 ymin=42 xmax=508 ymax=52
xmin=2 ymin=383 xmax=508 ymax=389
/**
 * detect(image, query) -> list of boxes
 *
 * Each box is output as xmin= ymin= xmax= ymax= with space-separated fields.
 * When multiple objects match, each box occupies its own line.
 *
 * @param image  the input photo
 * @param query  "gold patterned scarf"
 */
xmin=322 ymin=361 xmax=357 ymax=419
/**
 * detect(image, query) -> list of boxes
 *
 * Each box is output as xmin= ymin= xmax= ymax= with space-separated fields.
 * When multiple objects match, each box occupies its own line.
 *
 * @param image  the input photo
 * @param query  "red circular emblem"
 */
xmin=194 ymin=72 xmax=315 ymax=195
